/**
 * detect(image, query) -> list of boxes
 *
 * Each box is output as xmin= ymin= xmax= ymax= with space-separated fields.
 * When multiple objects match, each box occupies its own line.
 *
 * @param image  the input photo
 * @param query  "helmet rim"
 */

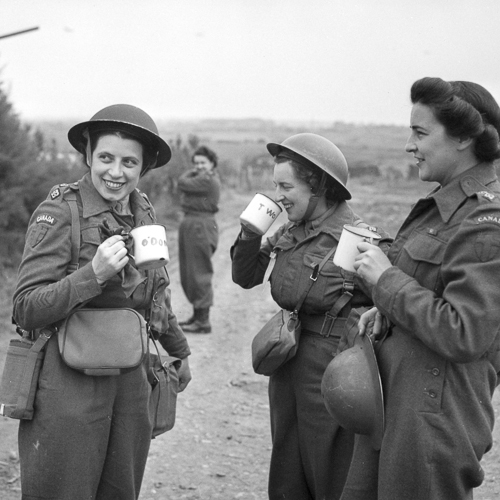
xmin=68 ymin=104 xmax=171 ymax=168
xmin=267 ymin=133 xmax=351 ymax=200
xmin=321 ymin=334 xmax=385 ymax=450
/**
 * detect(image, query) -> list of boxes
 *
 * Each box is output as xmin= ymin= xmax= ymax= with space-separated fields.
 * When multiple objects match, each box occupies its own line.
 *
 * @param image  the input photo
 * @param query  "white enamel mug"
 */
xmin=128 ymin=224 xmax=170 ymax=270
xmin=333 ymin=225 xmax=381 ymax=272
xmin=239 ymin=193 xmax=283 ymax=235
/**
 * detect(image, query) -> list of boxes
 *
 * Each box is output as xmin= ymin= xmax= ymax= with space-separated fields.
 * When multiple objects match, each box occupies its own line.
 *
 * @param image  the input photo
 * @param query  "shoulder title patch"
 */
xmin=50 ymin=188 xmax=61 ymax=200
xmin=477 ymin=214 xmax=500 ymax=225
xmin=36 ymin=214 xmax=56 ymax=225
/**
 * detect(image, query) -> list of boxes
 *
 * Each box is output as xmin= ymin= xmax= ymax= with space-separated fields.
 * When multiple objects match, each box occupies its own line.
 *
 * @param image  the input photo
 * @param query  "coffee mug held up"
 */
xmin=333 ymin=225 xmax=381 ymax=272
xmin=128 ymin=224 xmax=170 ymax=270
xmin=240 ymin=193 xmax=283 ymax=235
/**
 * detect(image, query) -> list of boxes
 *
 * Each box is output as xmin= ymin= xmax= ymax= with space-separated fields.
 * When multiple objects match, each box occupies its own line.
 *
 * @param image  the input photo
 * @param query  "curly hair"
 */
xmin=275 ymin=155 xmax=340 ymax=203
xmin=410 ymin=77 xmax=500 ymax=162
xmin=192 ymin=145 xmax=218 ymax=168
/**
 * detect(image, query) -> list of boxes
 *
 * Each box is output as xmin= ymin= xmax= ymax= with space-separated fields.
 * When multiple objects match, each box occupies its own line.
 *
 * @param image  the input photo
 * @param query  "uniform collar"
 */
xmin=79 ymin=172 xmax=152 ymax=220
xmin=431 ymin=163 xmax=498 ymax=223
xmin=283 ymin=201 xmax=352 ymax=245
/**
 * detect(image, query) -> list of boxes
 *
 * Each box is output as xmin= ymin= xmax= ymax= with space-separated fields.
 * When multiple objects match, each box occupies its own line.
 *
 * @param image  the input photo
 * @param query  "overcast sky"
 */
xmin=1 ymin=0 xmax=500 ymax=125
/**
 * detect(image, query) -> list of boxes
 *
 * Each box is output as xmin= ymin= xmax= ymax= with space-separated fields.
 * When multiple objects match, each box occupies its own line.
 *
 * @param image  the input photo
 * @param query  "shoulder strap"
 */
xmin=64 ymin=190 xmax=81 ymax=275
xmin=294 ymin=246 xmax=337 ymax=312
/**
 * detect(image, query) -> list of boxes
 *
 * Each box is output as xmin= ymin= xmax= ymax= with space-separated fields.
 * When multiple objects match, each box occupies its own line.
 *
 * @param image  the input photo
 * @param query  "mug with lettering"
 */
xmin=239 ymin=193 xmax=283 ymax=235
xmin=128 ymin=224 xmax=170 ymax=270
xmin=333 ymin=225 xmax=382 ymax=272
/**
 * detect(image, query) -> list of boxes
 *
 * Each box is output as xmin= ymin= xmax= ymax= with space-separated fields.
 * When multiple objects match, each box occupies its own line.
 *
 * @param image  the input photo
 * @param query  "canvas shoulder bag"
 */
xmin=147 ymin=333 xmax=181 ymax=438
xmin=58 ymin=307 xmax=148 ymax=376
xmin=252 ymin=246 xmax=337 ymax=376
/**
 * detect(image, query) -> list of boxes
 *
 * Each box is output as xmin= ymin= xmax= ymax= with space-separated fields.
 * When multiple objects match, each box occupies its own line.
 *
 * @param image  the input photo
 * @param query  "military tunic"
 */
xmin=231 ymin=202 xmax=391 ymax=500
xmin=13 ymin=172 xmax=190 ymax=499
xmin=369 ymin=163 xmax=500 ymax=500
xmin=178 ymin=168 xmax=220 ymax=309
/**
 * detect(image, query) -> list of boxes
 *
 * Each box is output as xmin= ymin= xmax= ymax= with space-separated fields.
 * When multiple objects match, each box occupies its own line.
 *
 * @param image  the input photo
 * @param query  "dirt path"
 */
xmin=1 ymin=187 xmax=500 ymax=499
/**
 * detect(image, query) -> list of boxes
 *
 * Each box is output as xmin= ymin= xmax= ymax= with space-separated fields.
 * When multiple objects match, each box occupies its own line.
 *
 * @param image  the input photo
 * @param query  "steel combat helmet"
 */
xmin=267 ymin=133 xmax=351 ymax=200
xmin=68 ymin=104 xmax=172 ymax=169
xmin=321 ymin=333 xmax=385 ymax=450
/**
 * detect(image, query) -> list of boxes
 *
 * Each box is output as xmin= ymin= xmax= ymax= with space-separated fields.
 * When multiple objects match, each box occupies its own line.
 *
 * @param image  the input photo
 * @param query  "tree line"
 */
xmin=0 ymin=80 xmax=205 ymax=269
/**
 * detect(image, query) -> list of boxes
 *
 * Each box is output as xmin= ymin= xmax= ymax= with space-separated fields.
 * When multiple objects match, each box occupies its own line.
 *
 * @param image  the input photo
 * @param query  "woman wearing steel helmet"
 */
xmin=231 ymin=133 xmax=391 ymax=500
xmin=12 ymin=104 xmax=192 ymax=499
xmin=347 ymin=77 xmax=500 ymax=499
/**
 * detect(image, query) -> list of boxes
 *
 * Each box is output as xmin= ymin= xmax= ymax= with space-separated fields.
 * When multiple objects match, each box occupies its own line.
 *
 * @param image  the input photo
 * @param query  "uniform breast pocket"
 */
xmin=81 ymin=226 xmax=102 ymax=246
xmin=303 ymin=253 xmax=343 ymax=305
xmin=400 ymin=233 xmax=446 ymax=291
xmin=80 ymin=226 xmax=103 ymax=265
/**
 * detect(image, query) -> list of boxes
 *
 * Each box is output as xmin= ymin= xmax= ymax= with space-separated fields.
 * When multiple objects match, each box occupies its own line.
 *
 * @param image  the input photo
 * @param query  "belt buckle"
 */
xmin=320 ymin=313 xmax=335 ymax=337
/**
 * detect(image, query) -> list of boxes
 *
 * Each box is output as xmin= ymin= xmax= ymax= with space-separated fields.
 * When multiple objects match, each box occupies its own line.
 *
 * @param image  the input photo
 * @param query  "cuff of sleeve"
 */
xmin=158 ymin=334 xmax=191 ymax=358
xmin=71 ymin=263 xmax=104 ymax=302
xmin=373 ymin=266 xmax=414 ymax=317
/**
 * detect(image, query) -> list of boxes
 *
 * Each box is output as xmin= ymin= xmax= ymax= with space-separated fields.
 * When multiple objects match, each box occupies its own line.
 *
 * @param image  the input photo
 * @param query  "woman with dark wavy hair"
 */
xmin=177 ymin=145 xmax=221 ymax=333
xmin=343 ymin=77 xmax=500 ymax=499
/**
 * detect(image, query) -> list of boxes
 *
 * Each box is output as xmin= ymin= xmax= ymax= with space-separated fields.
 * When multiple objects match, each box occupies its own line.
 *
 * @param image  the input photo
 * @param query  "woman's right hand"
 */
xmin=358 ymin=307 xmax=385 ymax=339
xmin=240 ymin=224 xmax=261 ymax=240
xmin=92 ymin=235 xmax=129 ymax=284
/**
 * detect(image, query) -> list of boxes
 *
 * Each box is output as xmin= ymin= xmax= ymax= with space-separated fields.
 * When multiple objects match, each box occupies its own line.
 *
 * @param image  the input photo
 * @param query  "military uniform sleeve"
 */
xmin=178 ymin=169 xmax=216 ymax=194
xmin=13 ymin=194 xmax=103 ymax=331
xmin=230 ymin=224 xmax=287 ymax=289
xmin=156 ymin=288 xmax=191 ymax=359
xmin=374 ymin=201 xmax=500 ymax=363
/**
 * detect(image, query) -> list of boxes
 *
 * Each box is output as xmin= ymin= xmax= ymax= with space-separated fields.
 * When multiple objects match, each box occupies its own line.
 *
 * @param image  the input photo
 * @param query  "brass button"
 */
xmin=431 ymin=368 xmax=440 ymax=376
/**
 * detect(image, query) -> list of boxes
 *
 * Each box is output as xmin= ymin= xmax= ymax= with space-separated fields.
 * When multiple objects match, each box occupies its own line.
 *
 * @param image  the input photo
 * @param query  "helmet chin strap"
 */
xmin=301 ymin=172 xmax=327 ymax=222
xmin=83 ymin=128 xmax=92 ymax=167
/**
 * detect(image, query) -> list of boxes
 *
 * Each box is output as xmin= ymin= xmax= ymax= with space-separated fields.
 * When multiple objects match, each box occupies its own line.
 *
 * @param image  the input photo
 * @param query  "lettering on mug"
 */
xmin=141 ymin=238 xmax=168 ymax=246
xmin=257 ymin=203 xmax=278 ymax=220
xmin=266 ymin=208 xmax=278 ymax=219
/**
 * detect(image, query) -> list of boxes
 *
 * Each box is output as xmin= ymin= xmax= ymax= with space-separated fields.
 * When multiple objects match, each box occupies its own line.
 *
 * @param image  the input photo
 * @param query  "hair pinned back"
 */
xmin=411 ymin=77 xmax=500 ymax=162
xmin=192 ymin=145 xmax=218 ymax=168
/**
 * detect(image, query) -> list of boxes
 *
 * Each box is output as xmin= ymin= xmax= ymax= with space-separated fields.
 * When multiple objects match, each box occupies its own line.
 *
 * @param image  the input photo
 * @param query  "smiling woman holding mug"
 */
xmin=12 ymin=104 xmax=192 ymax=499
xmin=346 ymin=77 xmax=500 ymax=500
xmin=231 ymin=133 xmax=391 ymax=500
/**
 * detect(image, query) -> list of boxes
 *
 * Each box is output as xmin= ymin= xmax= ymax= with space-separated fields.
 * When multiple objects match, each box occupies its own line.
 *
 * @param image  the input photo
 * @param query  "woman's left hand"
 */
xmin=177 ymin=357 xmax=192 ymax=392
xmin=353 ymin=242 xmax=392 ymax=287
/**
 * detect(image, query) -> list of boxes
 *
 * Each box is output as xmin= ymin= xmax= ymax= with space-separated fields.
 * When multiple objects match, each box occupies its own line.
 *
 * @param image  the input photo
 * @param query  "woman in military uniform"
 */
xmin=178 ymin=145 xmax=221 ymax=333
xmin=350 ymin=77 xmax=500 ymax=500
xmin=12 ymin=104 xmax=192 ymax=499
xmin=231 ymin=133 xmax=391 ymax=500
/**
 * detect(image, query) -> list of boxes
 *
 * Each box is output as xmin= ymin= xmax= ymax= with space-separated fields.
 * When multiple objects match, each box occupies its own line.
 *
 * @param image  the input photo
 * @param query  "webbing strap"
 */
xmin=65 ymin=191 xmax=81 ymax=274
xmin=294 ymin=246 xmax=337 ymax=313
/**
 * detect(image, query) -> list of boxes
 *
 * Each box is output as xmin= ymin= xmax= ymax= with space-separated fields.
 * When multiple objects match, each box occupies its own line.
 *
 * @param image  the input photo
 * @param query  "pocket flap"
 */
xmin=405 ymin=233 xmax=445 ymax=265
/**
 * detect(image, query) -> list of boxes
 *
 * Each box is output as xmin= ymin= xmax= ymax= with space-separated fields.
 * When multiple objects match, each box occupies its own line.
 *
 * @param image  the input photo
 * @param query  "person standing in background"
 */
xmin=178 ymin=146 xmax=221 ymax=333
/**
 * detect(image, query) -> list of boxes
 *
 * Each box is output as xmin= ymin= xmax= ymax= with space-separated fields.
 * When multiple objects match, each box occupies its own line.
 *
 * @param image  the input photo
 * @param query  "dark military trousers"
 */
xmin=178 ymin=213 xmax=219 ymax=309
xmin=268 ymin=332 xmax=354 ymax=500
xmin=19 ymin=335 xmax=152 ymax=500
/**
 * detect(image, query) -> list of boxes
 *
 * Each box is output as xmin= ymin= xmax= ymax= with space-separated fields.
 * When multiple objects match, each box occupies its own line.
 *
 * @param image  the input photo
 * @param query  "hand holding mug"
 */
xmin=240 ymin=193 xmax=282 ymax=235
xmin=353 ymin=242 xmax=392 ymax=286
xmin=333 ymin=225 xmax=381 ymax=272
xmin=92 ymin=234 xmax=128 ymax=284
